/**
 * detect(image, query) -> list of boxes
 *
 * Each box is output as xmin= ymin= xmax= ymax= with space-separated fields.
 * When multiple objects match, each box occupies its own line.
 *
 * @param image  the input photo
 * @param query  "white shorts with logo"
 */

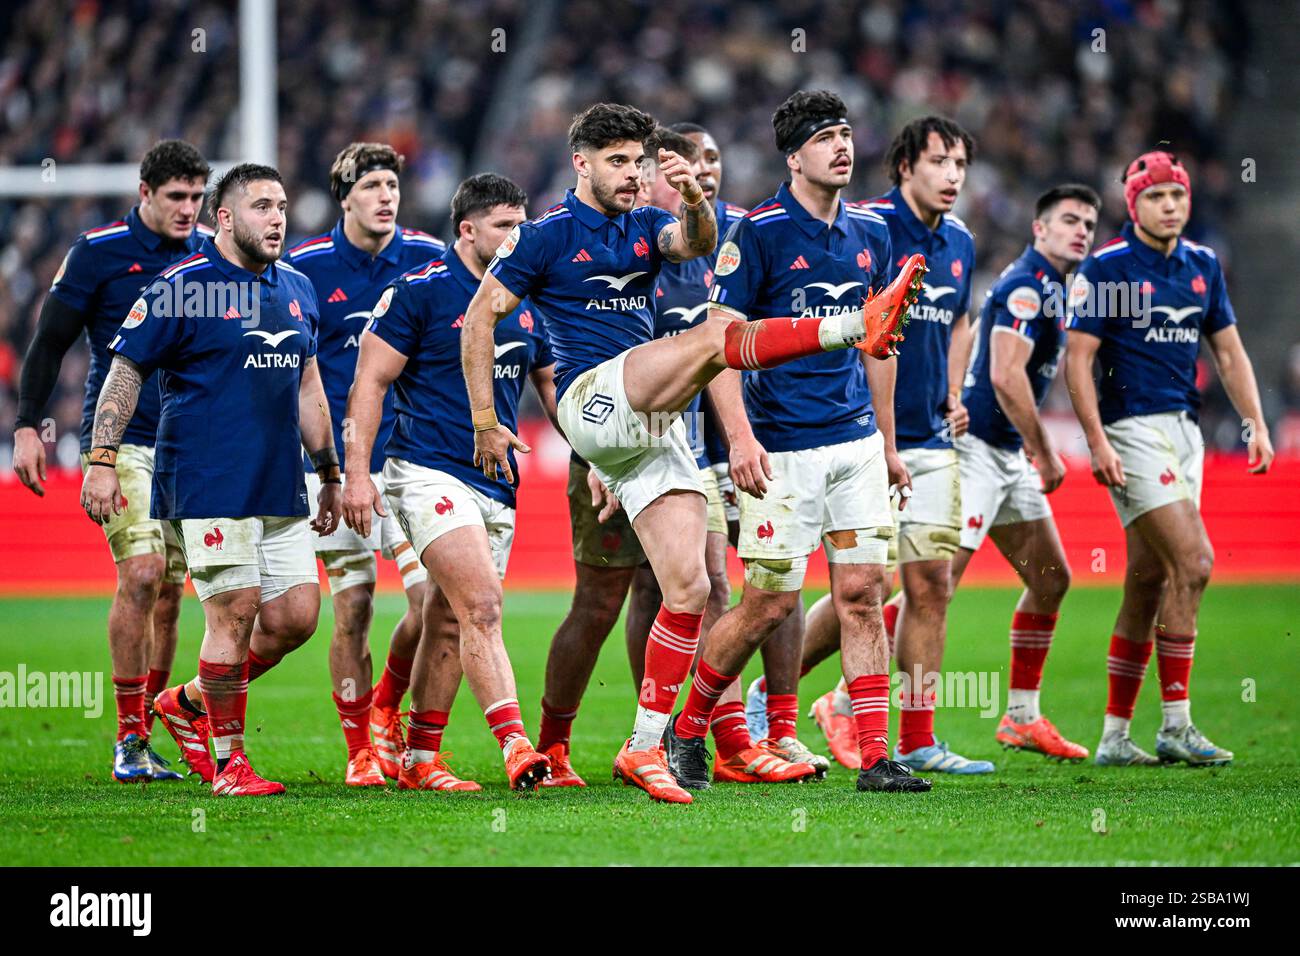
xmin=173 ymin=515 xmax=317 ymax=603
xmin=737 ymin=431 xmax=895 ymax=592
xmin=382 ymin=457 xmax=516 ymax=580
xmin=889 ymin=446 xmax=962 ymax=567
xmin=557 ymin=347 xmax=705 ymax=523
xmin=956 ymin=433 xmax=1053 ymax=551
xmin=1103 ymin=411 xmax=1204 ymax=527
xmin=80 ymin=443 xmax=187 ymax=584
xmin=304 ymin=471 xmax=426 ymax=593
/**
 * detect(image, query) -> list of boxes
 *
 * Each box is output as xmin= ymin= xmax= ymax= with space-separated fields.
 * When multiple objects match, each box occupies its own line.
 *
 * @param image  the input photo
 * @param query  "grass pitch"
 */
xmin=1 ymin=584 xmax=1297 ymax=866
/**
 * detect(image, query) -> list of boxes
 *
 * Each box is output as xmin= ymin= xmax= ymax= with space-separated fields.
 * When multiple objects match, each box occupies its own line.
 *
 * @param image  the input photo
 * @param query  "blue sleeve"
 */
xmin=991 ymin=280 xmax=1047 ymax=342
xmin=872 ymin=225 xmax=893 ymax=291
xmin=707 ymin=218 xmax=765 ymax=317
xmin=1203 ymin=259 xmax=1237 ymax=334
xmin=365 ymin=282 xmax=421 ymax=357
xmin=108 ymin=279 xmax=192 ymax=374
xmin=527 ymin=303 xmax=555 ymax=368
xmin=301 ymin=283 xmax=320 ymax=359
xmin=488 ymin=221 xmax=550 ymax=301
xmin=48 ymin=235 xmax=98 ymax=313
xmin=1065 ymin=257 xmax=1107 ymax=338
xmin=958 ymin=242 xmax=975 ymax=316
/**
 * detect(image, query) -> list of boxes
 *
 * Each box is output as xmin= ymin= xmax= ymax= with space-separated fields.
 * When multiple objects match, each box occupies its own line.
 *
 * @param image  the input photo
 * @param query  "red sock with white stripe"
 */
xmin=1007 ymin=610 xmax=1058 ymax=724
xmin=407 ymin=709 xmax=449 ymax=763
xmin=247 ymin=650 xmax=279 ymax=682
xmin=112 ymin=674 xmax=148 ymax=742
xmin=632 ymin=606 xmax=703 ymax=750
xmin=897 ymin=688 xmax=936 ymax=754
xmin=198 ymin=658 xmax=249 ymax=771
xmin=723 ymin=309 xmax=865 ymax=371
xmin=484 ymin=698 xmax=528 ymax=754
xmin=373 ymin=650 xmax=414 ymax=711
xmin=1104 ymin=633 xmax=1152 ymax=737
xmin=848 ymin=674 xmax=891 ymax=766
xmin=1155 ymin=631 xmax=1195 ymax=730
xmin=538 ymin=699 xmax=579 ymax=752
xmin=710 ymin=701 xmax=751 ymax=759
xmin=766 ymin=693 xmax=799 ymax=741
xmin=333 ymin=687 xmax=374 ymax=759
xmin=143 ymin=668 xmax=169 ymax=736
xmin=673 ymin=659 xmax=735 ymax=739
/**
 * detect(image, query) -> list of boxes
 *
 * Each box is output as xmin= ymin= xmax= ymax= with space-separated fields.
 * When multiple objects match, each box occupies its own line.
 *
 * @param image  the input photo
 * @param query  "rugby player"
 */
xmin=956 ymin=184 xmax=1101 ymax=760
xmin=283 ymin=143 xmax=442 ymax=786
xmin=800 ymin=117 xmax=990 ymax=775
xmin=13 ymin=141 xmax=211 ymax=782
xmin=342 ymin=173 xmax=556 ymax=792
xmin=662 ymin=90 xmax=932 ymax=794
xmin=1065 ymin=151 xmax=1272 ymax=766
xmin=463 ymin=101 xmax=926 ymax=803
xmin=83 ymin=163 xmax=341 ymax=796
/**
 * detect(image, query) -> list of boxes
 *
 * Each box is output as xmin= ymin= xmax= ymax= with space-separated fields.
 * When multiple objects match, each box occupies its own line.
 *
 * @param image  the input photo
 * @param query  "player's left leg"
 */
xmin=320 ymin=566 xmax=385 ymax=786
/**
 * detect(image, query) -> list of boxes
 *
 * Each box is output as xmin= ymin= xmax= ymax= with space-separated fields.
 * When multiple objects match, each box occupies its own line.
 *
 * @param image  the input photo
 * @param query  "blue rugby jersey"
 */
xmin=285 ymin=221 xmax=446 ymax=473
xmin=107 ymin=238 xmax=319 ymax=519
xmin=964 ymin=244 xmax=1066 ymax=451
xmin=702 ymin=198 xmax=749 ymax=466
xmin=858 ymin=187 xmax=975 ymax=449
xmin=653 ymin=255 xmax=714 ymax=467
xmin=1066 ymin=222 xmax=1236 ymax=425
xmin=487 ymin=189 xmax=676 ymax=400
xmin=366 ymin=248 xmax=553 ymax=507
xmin=48 ymin=207 xmax=210 ymax=452
xmin=707 ymin=182 xmax=892 ymax=454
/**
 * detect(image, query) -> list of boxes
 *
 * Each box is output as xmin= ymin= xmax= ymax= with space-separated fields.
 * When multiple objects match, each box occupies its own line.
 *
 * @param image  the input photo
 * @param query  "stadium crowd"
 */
xmin=0 ymin=0 xmax=1279 ymax=468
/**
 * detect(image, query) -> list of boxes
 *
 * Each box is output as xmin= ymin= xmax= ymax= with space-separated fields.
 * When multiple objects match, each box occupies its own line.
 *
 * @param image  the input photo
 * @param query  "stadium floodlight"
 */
xmin=0 ymin=0 xmax=277 ymax=198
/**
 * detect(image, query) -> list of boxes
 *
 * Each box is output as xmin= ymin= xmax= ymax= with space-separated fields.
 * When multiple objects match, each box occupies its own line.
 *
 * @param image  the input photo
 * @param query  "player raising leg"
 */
xmin=343 ymin=174 xmax=557 ymax=791
xmin=1065 ymin=151 xmax=1272 ymax=767
xmin=463 ymin=102 xmax=925 ymax=803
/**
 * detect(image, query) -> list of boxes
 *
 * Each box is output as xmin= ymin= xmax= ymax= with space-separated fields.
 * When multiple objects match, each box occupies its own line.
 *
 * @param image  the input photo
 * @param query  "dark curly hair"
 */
xmin=450 ymin=173 xmax=528 ymax=230
xmin=139 ymin=140 xmax=210 ymax=189
xmin=568 ymin=103 xmax=658 ymax=152
xmin=884 ymin=116 xmax=975 ymax=185
xmin=772 ymin=90 xmax=849 ymax=154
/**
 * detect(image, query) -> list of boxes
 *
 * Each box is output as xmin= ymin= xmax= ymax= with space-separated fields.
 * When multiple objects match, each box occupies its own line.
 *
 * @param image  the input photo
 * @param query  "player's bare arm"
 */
xmin=299 ymin=355 xmax=342 ymax=536
xmin=528 ymin=362 xmax=560 ymax=432
xmin=462 ymin=270 xmax=531 ymax=482
xmin=655 ymin=149 xmax=716 ymax=263
xmin=991 ymin=328 xmax=1066 ymax=492
xmin=341 ymin=330 xmax=409 ymax=537
xmin=864 ymin=351 xmax=911 ymax=506
xmin=1206 ymin=325 xmax=1274 ymax=474
xmin=80 ymin=354 xmax=142 ymax=524
xmin=946 ymin=311 xmax=973 ymax=437
xmin=1064 ymin=329 xmax=1124 ymax=487
xmin=13 ymin=293 xmax=89 ymax=496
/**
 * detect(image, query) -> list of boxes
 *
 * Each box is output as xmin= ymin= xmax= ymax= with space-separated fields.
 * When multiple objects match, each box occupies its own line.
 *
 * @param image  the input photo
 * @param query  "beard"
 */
xmin=591 ymin=175 xmax=635 ymax=216
xmin=232 ymin=220 xmax=279 ymax=265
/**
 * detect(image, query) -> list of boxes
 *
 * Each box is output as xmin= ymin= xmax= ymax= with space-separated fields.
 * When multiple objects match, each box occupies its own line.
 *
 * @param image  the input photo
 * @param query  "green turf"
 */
xmin=1 ymin=584 xmax=1297 ymax=866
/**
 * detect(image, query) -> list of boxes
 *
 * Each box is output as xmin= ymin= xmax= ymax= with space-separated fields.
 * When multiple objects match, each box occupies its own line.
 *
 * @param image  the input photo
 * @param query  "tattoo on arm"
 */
xmin=682 ymin=199 xmax=716 ymax=256
xmin=657 ymin=223 xmax=679 ymax=262
xmin=92 ymin=356 xmax=143 ymax=450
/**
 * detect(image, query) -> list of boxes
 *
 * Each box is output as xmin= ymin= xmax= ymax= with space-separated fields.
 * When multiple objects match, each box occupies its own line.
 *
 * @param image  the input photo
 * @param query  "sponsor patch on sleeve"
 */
xmin=52 ymin=251 xmax=71 ymax=289
xmin=1068 ymin=274 xmax=1091 ymax=311
xmin=1007 ymin=286 xmax=1041 ymax=320
xmin=495 ymin=225 xmax=520 ymax=260
xmin=122 ymin=297 xmax=148 ymax=329
xmin=714 ymin=241 xmax=741 ymax=276
xmin=372 ymin=286 xmax=394 ymax=318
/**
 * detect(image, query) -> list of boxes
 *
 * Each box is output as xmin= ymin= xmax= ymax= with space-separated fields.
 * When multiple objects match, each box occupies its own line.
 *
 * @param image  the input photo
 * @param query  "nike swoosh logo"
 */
xmin=494 ymin=341 xmax=526 ymax=359
xmin=583 ymin=272 xmax=648 ymax=291
xmin=921 ymin=284 xmax=957 ymax=302
xmin=243 ymin=329 xmax=301 ymax=348
xmin=1148 ymin=305 xmax=1202 ymax=324
xmin=805 ymin=280 xmax=863 ymax=300
xmin=663 ymin=303 xmax=710 ymax=324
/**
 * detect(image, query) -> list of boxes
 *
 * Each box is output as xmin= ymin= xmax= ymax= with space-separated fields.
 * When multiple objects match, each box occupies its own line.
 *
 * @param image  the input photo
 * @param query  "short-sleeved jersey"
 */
xmin=964 ymin=245 xmax=1066 ymax=451
xmin=107 ymin=238 xmax=320 ymax=520
xmin=1066 ymin=222 xmax=1236 ymax=425
xmin=285 ymin=221 xmax=446 ymax=475
xmin=859 ymin=187 xmax=976 ymax=449
xmin=708 ymin=182 xmax=892 ymax=454
xmin=47 ymin=207 xmax=211 ymax=452
xmin=701 ymin=198 xmax=749 ymax=466
xmin=366 ymin=248 xmax=553 ymax=507
xmin=487 ymin=189 xmax=676 ymax=400
xmin=653 ymin=255 xmax=714 ymax=467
